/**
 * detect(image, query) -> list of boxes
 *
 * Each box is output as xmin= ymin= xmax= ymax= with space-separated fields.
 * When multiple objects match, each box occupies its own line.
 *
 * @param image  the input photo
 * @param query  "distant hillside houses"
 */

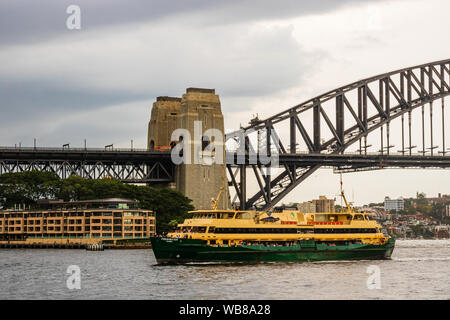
xmin=425 ymin=193 xmax=450 ymax=205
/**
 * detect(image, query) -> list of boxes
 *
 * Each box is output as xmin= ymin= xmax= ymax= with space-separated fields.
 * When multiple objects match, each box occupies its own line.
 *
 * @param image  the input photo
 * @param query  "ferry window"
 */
xmin=235 ymin=212 xmax=251 ymax=219
xmin=315 ymin=214 xmax=327 ymax=222
xmin=193 ymin=226 xmax=207 ymax=233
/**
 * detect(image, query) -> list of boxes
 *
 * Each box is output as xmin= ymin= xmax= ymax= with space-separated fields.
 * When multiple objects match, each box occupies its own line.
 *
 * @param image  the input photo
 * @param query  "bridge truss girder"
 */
xmin=0 ymin=149 xmax=174 ymax=183
xmin=226 ymin=59 xmax=450 ymax=211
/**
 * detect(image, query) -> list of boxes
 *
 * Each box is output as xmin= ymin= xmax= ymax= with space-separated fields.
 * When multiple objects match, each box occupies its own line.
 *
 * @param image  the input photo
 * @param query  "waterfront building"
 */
xmin=296 ymin=201 xmax=316 ymax=213
xmin=313 ymin=196 xmax=335 ymax=213
xmin=0 ymin=198 xmax=155 ymax=244
xmin=289 ymin=196 xmax=335 ymax=213
xmin=434 ymin=225 xmax=450 ymax=238
xmin=384 ymin=196 xmax=404 ymax=212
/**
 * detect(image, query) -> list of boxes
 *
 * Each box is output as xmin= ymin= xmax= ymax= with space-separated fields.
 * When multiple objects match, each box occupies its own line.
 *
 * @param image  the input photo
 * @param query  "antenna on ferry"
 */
xmin=339 ymin=174 xmax=352 ymax=214
xmin=211 ymin=187 xmax=224 ymax=210
xmin=340 ymin=173 xmax=343 ymax=210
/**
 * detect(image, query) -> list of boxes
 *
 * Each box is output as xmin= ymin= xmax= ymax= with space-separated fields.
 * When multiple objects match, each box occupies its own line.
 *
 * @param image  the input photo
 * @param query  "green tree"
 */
xmin=136 ymin=187 xmax=193 ymax=233
xmin=416 ymin=192 xmax=427 ymax=206
xmin=0 ymin=171 xmax=60 ymax=208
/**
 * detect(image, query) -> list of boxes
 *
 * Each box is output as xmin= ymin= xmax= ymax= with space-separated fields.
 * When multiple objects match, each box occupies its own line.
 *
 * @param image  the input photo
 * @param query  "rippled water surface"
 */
xmin=1 ymin=240 xmax=449 ymax=299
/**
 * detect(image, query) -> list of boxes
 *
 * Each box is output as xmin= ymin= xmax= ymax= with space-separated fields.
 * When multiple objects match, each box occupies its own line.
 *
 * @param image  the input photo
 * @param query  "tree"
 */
xmin=416 ymin=192 xmax=428 ymax=206
xmin=0 ymin=171 xmax=60 ymax=208
xmin=136 ymin=187 xmax=193 ymax=233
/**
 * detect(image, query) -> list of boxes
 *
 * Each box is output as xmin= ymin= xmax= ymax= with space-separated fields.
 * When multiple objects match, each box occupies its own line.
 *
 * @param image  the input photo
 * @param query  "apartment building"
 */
xmin=0 ymin=198 xmax=155 ymax=244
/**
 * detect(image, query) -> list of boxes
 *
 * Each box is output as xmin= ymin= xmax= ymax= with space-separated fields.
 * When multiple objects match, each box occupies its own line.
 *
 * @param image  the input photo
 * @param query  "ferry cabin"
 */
xmin=167 ymin=209 xmax=388 ymax=246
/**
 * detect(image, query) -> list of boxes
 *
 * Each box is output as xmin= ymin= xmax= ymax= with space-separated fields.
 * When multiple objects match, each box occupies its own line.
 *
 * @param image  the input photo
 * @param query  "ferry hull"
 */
xmin=150 ymin=237 xmax=395 ymax=264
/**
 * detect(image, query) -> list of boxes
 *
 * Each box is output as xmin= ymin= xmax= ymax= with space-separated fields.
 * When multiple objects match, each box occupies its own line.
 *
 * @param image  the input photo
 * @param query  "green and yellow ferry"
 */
xmin=151 ymin=189 xmax=395 ymax=264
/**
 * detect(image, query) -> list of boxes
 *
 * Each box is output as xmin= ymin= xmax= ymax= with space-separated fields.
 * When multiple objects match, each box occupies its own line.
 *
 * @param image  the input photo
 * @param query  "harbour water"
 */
xmin=1 ymin=239 xmax=449 ymax=300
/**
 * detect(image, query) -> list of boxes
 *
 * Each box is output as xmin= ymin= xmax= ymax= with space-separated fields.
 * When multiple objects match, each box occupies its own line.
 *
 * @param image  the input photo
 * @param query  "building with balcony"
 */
xmin=286 ymin=196 xmax=335 ymax=213
xmin=384 ymin=196 xmax=405 ymax=212
xmin=0 ymin=198 xmax=155 ymax=245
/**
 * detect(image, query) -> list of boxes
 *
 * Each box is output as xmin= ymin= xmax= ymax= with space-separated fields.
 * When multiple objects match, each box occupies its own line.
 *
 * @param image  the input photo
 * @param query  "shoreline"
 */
xmin=0 ymin=242 xmax=152 ymax=249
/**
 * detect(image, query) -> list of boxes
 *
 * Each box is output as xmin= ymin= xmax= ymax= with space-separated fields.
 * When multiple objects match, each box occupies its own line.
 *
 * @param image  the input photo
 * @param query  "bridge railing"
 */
xmin=0 ymin=146 xmax=168 ymax=153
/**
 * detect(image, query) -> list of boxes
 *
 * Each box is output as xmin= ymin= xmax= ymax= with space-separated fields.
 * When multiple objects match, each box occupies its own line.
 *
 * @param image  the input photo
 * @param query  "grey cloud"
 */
xmin=0 ymin=0 xmax=389 ymax=47
xmin=0 ymin=78 xmax=148 ymax=124
xmin=0 ymin=0 xmax=211 ymax=46
xmin=0 ymin=22 xmax=314 ymax=128
xmin=0 ymin=0 xmax=391 ymax=146
xmin=0 ymin=99 xmax=151 ymax=148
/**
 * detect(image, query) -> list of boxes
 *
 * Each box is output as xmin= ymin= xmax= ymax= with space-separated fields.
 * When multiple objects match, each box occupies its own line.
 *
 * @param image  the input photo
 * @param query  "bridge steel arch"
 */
xmin=226 ymin=59 xmax=450 ymax=211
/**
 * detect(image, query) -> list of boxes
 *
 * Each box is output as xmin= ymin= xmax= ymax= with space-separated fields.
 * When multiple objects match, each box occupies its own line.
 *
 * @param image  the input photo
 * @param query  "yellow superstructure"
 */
xmin=167 ymin=208 xmax=388 ymax=246
xmin=167 ymin=182 xmax=390 ymax=247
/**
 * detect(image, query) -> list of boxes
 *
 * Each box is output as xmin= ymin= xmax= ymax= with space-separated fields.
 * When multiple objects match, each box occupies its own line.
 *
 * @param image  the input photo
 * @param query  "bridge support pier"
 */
xmin=147 ymin=88 xmax=230 ymax=210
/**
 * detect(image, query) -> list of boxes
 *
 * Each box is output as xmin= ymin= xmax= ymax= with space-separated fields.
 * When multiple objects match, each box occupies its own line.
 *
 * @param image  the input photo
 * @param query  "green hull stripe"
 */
xmin=150 ymin=237 xmax=395 ymax=264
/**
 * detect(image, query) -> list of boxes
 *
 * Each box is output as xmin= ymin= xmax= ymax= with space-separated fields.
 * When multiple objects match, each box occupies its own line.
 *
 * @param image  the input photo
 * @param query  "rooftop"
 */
xmin=156 ymin=96 xmax=181 ymax=102
xmin=186 ymin=87 xmax=215 ymax=94
xmin=37 ymin=198 xmax=137 ymax=205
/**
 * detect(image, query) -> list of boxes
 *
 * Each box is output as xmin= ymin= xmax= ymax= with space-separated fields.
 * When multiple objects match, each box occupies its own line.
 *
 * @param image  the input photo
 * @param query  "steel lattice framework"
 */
xmin=0 ymin=148 xmax=174 ymax=183
xmin=226 ymin=59 xmax=450 ymax=210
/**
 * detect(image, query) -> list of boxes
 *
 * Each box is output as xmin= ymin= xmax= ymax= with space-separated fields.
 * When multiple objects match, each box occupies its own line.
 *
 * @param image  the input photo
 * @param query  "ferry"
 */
xmin=151 ymin=186 xmax=395 ymax=264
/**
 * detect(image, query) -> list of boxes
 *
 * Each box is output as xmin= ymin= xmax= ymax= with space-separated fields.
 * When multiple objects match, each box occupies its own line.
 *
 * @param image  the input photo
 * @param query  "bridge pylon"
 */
xmin=148 ymin=88 xmax=230 ymax=210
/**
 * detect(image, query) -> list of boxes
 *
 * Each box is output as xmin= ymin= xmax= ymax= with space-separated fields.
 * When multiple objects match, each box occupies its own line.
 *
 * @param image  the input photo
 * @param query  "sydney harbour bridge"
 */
xmin=1 ymin=59 xmax=449 ymax=210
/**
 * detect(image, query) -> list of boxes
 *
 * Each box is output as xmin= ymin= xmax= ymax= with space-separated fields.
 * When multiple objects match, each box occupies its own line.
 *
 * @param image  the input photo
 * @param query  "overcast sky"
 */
xmin=1 ymin=0 xmax=449 ymax=205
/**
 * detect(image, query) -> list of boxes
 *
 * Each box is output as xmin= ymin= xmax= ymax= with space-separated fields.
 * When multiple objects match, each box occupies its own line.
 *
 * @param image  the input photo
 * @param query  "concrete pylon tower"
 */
xmin=147 ymin=88 xmax=230 ymax=210
xmin=147 ymin=96 xmax=182 ymax=150
xmin=176 ymin=88 xmax=229 ymax=210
